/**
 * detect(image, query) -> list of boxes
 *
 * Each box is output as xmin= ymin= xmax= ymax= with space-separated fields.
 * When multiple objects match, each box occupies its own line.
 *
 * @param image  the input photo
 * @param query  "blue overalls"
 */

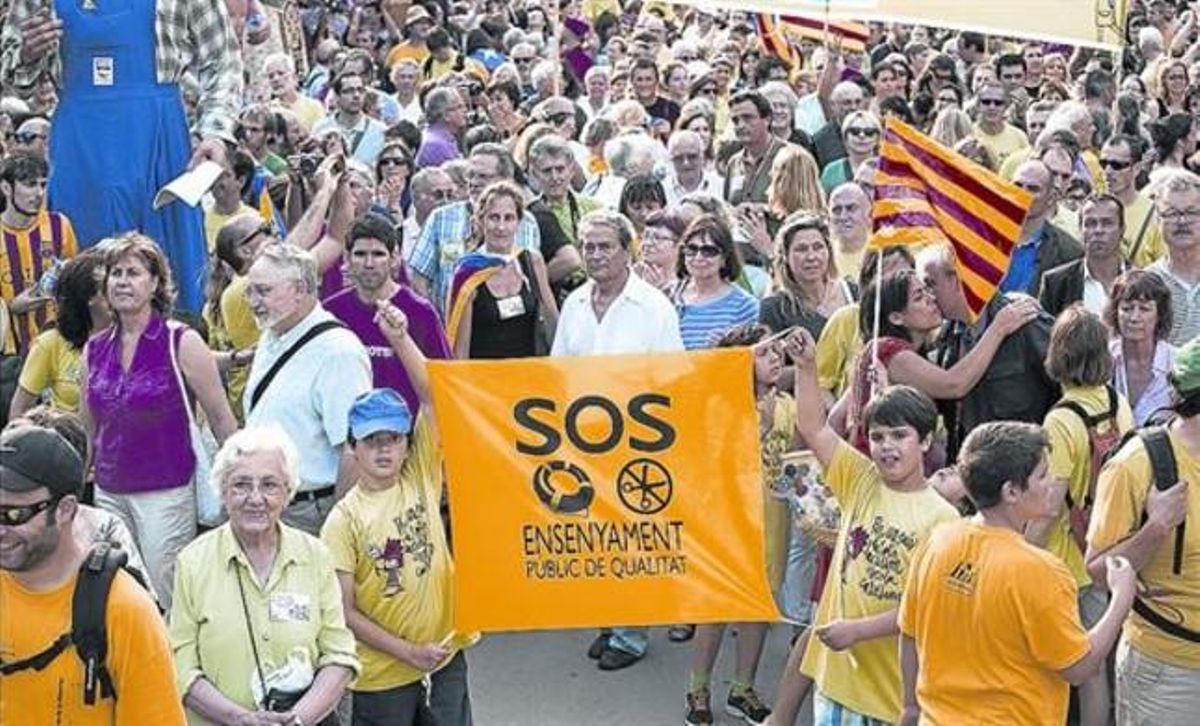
xmin=48 ymin=0 xmax=207 ymax=312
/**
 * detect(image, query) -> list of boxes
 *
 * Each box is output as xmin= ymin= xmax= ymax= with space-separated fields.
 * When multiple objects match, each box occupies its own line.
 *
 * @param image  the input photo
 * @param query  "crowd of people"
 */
xmin=1 ymin=0 xmax=1200 ymax=724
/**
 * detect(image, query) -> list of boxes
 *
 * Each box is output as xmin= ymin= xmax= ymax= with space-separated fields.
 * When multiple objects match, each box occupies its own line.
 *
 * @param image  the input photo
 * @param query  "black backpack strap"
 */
xmin=0 ymin=633 xmax=72 ymax=676
xmin=248 ymin=321 xmax=344 ymax=413
xmin=1140 ymin=427 xmax=1185 ymax=575
xmin=72 ymin=542 xmax=128 ymax=705
xmin=1051 ymin=392 xmax=1119 ymax=508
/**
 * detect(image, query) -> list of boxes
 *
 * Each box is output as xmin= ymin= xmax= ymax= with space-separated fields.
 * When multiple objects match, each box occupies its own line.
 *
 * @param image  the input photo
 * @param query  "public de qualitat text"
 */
xmin=521 ymin=520 xmax=687 ymax=580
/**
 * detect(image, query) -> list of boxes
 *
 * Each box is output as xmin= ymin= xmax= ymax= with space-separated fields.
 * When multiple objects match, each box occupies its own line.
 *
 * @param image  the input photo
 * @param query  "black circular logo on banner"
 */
xmin=616 ymin=458 xmax=674 ymax=515
xmin=532 ymin=460 xmax=595 ymax=515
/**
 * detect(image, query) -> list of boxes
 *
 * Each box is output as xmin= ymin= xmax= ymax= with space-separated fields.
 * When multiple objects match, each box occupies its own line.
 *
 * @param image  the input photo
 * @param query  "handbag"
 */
xmin=235 ymin=570 xmax=341 ymax=725
xmin=167 ymin=322 xmax=222 ymax=528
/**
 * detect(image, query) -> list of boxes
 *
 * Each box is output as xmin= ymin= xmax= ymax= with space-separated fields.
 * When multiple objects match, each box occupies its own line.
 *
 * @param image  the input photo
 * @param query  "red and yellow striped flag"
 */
xmin=870 ymin=118 xmax=1033 ymax=320
xmin=755 ymin=14 xmax=802 ymax=68
xmin=776 ymin=14 xmax=869 ymax=54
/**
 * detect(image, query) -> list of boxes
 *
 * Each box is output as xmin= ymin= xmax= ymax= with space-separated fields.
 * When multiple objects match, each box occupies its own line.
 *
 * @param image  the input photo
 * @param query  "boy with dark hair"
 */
xmin=899 ymin=421 xmax=1137 ymax=726
xmin=789 ymin=328 xmax=959 ymax=725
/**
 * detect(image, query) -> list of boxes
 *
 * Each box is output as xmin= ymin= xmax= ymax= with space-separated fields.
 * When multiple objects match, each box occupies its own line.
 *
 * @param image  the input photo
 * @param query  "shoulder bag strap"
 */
xmin=167 ymin=322 xmax=198 ymax=427
xmin=235 ymin=567 xmax=271 ymax=709
xmin=1128 ymin=204 xmax=1156 ymax=265
xmin=248 ymin=321 xmax=344 ymax=413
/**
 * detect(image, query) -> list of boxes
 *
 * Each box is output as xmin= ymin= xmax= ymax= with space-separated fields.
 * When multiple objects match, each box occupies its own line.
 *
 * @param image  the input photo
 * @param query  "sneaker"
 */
xmin=597 ymin=645 xmax=642 ymax=671
xmin=684 ymin=688 xmax=714 ymax=725
xmin=725 ymin=688 xmax=771 ymax=725
xmin=586 ymin=633 xmax=610 ymax=660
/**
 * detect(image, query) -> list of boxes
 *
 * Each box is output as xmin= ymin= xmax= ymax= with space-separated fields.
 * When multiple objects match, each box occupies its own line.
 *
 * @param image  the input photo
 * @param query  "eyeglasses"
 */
xmin=683 ymin=243 xmax=722 ymax=259
xmin=379 ymin=157 xmax=408 ymax=168
xmin=546 ymin=112 xmax=574 ymax=126
xmin=1100 ymin=158 xmax=1133 ymax=170
xmin=234 ymin=223 xmax=274 ymax=250
xmin=0 ymin=497 xmax=60 ymax=527
xmin=978 ymin=98 xmax=1007 ymax=107
xmin=429 ymin=187 xmax=454 ymax=201
xmin=514 ymin=57 xmax=535 ymax=65
xmin=13 ymin=131 xmax=45 ymax=144
xmin=845 ymin=127 xmax=879 ymax=138
xmin=697 ymin=86 xmax=718 ymax=95
xmin=1160 ymin=208 xmax=1200 ymax=222
xmin=228 ymin=478 xmax=288 ymax=500
xmin=642 ymin=231 xmax=678 ymax=247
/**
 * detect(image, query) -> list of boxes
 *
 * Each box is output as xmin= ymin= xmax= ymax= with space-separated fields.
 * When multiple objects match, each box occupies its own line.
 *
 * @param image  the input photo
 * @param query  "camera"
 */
xmin=288 ymin=153 xmax=322 ymax=177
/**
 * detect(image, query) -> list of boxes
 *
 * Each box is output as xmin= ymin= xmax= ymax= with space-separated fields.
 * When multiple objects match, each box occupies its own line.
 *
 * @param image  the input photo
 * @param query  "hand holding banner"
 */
xmin=429 ymin=350 xmax=781 ymax=633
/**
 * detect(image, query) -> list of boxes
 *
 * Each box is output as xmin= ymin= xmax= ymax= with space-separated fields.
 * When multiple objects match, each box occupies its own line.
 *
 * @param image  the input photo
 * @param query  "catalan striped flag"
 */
xmin=777 ymin=14 xmax=870 ymax=54
xmin=445 ymin=250 xmax=509 ymax=348
xmin=870 ymin=118 xmax=1033 ymax=320
xmin=756 ymin=14 xmax=801 ymax=68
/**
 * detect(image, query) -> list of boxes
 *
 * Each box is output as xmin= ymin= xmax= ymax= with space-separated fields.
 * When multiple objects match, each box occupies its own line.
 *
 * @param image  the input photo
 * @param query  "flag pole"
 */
xmin=869 ymin=240 xmax=884 ymax=402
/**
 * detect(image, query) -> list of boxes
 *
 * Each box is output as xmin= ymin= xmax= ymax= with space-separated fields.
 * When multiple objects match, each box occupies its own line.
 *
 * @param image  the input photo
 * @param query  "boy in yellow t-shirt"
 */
xmin=320 ymin=303 xmax=475 ymax=723
xmin=789 ymin=329 xmax=958 ymax=724
xmin=899 ymin=422 xmax=1137 ymax=726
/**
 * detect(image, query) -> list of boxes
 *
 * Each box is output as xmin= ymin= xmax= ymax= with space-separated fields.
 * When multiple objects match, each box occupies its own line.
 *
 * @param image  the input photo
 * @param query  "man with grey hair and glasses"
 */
xmin=1149 ymin=170 xmax=1200 ymax=345
xmin=243 ymin=243 xmax=371 ymax=534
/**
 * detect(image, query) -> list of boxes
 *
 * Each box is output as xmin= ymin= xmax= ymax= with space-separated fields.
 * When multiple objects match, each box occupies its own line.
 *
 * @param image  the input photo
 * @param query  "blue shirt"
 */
xmin=676 ymin=285 xmax=761 ymax=350
xmin=1000 ymin=225 xmax=1043 ymax=295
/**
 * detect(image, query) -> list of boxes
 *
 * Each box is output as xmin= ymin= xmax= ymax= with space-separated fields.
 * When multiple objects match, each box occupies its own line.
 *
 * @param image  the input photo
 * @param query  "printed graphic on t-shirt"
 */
xmin=366 ymin=504 xmax=435 ymax=597
xmin=843 ymin=515 xmax=920 ymax=602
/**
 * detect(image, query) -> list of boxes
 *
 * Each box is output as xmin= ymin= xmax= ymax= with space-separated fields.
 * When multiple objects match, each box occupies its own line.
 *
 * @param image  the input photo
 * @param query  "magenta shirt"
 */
xmin=323 ymin=285 xmax=450 ymax=415
xmin=86 ymin=317 xmax=195 ymax=494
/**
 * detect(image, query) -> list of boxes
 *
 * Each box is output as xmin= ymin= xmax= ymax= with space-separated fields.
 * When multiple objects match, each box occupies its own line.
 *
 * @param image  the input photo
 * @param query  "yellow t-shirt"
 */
xmin=288 ymin=94 xmax=326 ymax=133
xmin=800 ymin=441 xmax=959 ymax=722
xmin=816 ymin=303 xmax=861 ymax=396
xmin=219 ymin=275 xmax=259 ymax=417
xmin=203 ymin=203 xmax=257 ymax=253
xmin=1044 ymin=385 xmax=1134 ymax=586
xmin=1122 ymin=192 xmax=1166 ymax=269
xmin=1088 ymin=428 xmax=1200 ymax=668
xmin=834 ymin=246 xmax=865 ymax=281
xmin=385 ymin=42 xmax=429 ymax=69
xmin=320 ymin=416 xmax=477 ymax=691
xmin=972 ymin=122 xmax=1030 ymax=168
xmin=0 ymin=569 xmax=185 ymax=725
xmin=761 ymin=392 xmax=797 ymax=592
xmin=17 ymin=327 xmax=83 ymax=411
xmin=899 ymin=520 xmax=1090 ymax=724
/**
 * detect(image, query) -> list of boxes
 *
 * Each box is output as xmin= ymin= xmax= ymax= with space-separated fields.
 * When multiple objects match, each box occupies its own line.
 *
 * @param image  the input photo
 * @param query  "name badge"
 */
xmin=496 ymin=293 xmax=527 ymax=320
xmin=268 ymin=592 xmax=312 ymax=623
xmin=93 ymin=57 xmax=114 ymax=87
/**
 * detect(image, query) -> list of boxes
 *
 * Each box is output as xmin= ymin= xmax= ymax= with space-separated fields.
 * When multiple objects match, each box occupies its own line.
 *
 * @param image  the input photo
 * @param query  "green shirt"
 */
xmin=170 ymin=524 xmax=360 ymax=717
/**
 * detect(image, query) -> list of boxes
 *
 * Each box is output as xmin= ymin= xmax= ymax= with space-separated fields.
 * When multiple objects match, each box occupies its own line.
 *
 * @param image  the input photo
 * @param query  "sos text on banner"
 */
xmin=428 ymin=349 xmax=782 ymax=633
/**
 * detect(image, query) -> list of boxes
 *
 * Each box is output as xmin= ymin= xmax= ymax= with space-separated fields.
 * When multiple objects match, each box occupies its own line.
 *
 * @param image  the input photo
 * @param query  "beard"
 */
xmin=0 ymin=523 xmax=60 ymax=573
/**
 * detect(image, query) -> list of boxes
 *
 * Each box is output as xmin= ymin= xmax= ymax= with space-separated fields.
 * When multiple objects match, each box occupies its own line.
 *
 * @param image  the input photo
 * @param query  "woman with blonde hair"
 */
xmin=449 ymin=182 xmax=558 ymax=359
xmin=742 ymin=145 xmax=826 ymax=270
xmin=929 ymin=106 xmax=973 ymax=148
xmin=1155 ymin=58 xmax=1190 ymax=116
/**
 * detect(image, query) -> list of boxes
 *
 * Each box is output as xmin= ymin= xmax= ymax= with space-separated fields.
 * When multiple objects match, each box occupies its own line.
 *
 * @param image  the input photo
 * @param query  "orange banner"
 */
xmin=429 ymin=350 xmax=781 ymax=633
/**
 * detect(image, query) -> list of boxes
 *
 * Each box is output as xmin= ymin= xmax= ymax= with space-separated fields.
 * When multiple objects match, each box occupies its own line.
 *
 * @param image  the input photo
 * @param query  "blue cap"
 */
xmin=349 ymin=389 xmax=413 ymax=440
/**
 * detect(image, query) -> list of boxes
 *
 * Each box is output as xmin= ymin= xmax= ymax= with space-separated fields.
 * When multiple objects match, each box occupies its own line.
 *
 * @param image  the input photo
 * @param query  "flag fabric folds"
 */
xmin=445 ymin=250 xmax=508 ymax=348
xmin=756 ymin=13 xmax=869 ymax=64
xmin=428 ymin=350 xmax=781 ymax=633
xmin=869 ymin=118 xmax=1033 ymax=320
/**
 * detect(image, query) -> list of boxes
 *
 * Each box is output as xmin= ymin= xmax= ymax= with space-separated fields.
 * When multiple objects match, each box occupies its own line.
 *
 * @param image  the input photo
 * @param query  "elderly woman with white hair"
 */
xmin=170 ymin=426 xmax=360 ymax=726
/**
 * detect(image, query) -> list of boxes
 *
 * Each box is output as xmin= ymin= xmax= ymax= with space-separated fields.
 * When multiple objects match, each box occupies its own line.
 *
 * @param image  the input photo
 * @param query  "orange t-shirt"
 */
xmin=898 ymin=520 xmax=1090 ymax=725
xmin=0 ymin=568 xmax=185 ymax=725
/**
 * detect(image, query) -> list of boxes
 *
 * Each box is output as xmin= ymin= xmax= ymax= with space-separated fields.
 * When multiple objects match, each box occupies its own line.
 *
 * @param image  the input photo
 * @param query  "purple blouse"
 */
xmin=86 ymin=316 xmax=195 ymax=494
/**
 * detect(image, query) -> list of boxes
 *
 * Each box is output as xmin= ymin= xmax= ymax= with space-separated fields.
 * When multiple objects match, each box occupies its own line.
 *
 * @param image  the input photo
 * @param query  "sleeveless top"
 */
xmin=469 ymin=250 xmax=539 ymax=359
xmin=86 ymin=316 xmax=195 ymax=494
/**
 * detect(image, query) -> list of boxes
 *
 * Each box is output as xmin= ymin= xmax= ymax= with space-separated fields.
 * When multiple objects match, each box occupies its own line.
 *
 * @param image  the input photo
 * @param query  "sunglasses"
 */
xmin=846 ymin=127 xmax=879 ymax=138
xmin=546 ymin=112 xmax=574 ymax=126
xmin=683 ymin=243 xmax=722 ymax=259
xmin=697 ymin=86 xmax=717 ymax=95
xmin=13 ymin=131 xmax=45 ymax=144
xmin=514 ymin=57 xmax=535 ymax=65
xmin=978 ymin=98 xmax=1007 ymax=107
xmin=234 ymin=222 xmax=274 ymax=249
xmin=1100 ymin=158 xmax=1133 ymax=170
xmin=0 ymin=497 xmax=60 ymax=527
xmin=379 ymin=157 xmax=408 ymax=168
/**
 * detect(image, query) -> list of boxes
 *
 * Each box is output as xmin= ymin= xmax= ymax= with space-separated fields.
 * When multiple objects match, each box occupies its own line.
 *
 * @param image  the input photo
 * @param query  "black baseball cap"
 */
xmin=0 ymin=426 xmax=84 ymax=498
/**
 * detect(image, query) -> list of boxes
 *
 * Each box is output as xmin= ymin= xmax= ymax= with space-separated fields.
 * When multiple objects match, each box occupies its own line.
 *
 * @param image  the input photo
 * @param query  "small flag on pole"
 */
xmin=756 ymin=14 xmax=802 ymax=67
xmin=870 ymin=118 xmax=1033 ymax=321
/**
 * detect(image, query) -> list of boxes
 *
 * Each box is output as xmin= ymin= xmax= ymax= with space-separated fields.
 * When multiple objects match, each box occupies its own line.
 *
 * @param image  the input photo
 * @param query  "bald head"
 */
xmin=1013 ymin=160 xmax=1055 ymax=222
xmin=828 ymin=183 xmax=871 ymax=244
